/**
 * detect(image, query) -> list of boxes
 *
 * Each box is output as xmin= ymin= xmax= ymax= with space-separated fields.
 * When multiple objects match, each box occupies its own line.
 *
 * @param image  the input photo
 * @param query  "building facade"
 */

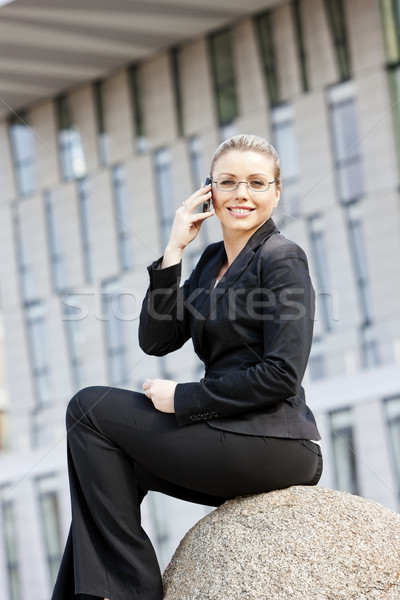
xmin=0 ymin=0 xmax=400 ymax=598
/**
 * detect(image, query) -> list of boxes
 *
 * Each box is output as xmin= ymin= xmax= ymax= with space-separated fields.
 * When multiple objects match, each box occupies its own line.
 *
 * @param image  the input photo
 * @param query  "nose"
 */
xmin=234 ymin=181 xmax=251 ymax=199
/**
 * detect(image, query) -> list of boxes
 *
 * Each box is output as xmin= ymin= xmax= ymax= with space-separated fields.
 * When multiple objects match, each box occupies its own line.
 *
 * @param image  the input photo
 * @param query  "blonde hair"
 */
xmin=210 ymin=134 xmax=282 ymax=191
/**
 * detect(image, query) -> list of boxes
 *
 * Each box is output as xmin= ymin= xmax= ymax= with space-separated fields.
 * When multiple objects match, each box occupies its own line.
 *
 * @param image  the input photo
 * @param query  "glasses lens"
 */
xmin=216 ymin=179 xmax=238 ymax=191
xmin=215 ymin=179 xmax=270 ymax=192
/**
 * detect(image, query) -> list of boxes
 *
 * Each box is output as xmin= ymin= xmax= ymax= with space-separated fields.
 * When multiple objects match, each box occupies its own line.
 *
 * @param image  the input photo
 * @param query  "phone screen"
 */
xmin=203 ymin=177 xmax=212 ymax=212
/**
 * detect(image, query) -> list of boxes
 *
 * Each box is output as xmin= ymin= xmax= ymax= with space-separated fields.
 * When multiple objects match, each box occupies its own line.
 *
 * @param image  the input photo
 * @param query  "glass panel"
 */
xmin=94 ymin=80 xmax=109 ymax=166
xmin=45 ymin=192 xmax=68 ymax=292
xmin=36 ymin=476 xmax=62 ymax=586
xmin=102 ymin=280 xmax=128 ymax=385
xmin=57 ymin=96 xmax=87 ymax=180
xmin=63 ymin=298 xmax=86 ymax=389
xmin=129 ymin=65 xmax=148 ymax=152
xmin=386 ymin=397 xmax=400 ymax=494
xmin=256 ymin=12 xmax=280 ymax=105
xmin=309 ymin=216 xmax=332 ymax=331
xmin=112 ymin=164 xmax=133 ymax=271
xmin=1 ymin=494 xmax=22 ymax=600
xmin=171 ymin=48 xmax=184 ymax=136
xmin=329 ymin=85 xmax=364 ymax=202
xmin=78 ymin=178 xmax=92 ymax=282
xmin=271 ymin=106 xmax=300 ymax=217
xmin=154 ymin=148 xmax=175 ymax=249
xmin=380 ymin=0 xmax=400 ymax=63
xmin=14 ymin=209 xmax=37 ymax=303
xmin=330 ymin=408 xmax=359 ymax=494
xmin=323 ymin=0 xmax=351 ymax=80
xmin=308 ymin=337 xmax=325 ymax=380
xmin=210 ymin=30 xmax=238 ymax=126
xmin=188 ymin=135 xmax=204 ymax=188
xmin=26 ymin=303 xmax=52 ymax=405
xmin=337 ymin=160 xmax=364 ymax=202
xmin=291 ymin=0 xmax=308 ymax=91
xmin=9 ymin=117 xmax=36 ymax=196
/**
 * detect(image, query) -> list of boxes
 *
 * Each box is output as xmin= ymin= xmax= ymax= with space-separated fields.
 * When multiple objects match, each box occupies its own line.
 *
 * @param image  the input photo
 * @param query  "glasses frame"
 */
xmin=211 ymin=177 xmax=278 ymax=192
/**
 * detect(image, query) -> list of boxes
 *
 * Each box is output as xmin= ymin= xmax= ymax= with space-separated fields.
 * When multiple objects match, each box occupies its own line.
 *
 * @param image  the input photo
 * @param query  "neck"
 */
xmin=221 ymin=227 xmax=257 ymax=266
xmin=221 ymin=218 xmax=271 ymax=265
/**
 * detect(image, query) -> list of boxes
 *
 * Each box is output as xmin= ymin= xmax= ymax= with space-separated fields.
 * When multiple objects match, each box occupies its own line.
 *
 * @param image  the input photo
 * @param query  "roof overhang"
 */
xmin=0 ymin=0 xmax=283 ymax=119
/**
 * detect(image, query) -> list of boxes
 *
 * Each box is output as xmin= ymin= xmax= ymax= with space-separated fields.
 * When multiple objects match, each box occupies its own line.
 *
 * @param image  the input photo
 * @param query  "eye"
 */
xmin=220 ymin=179 xmax=236 ymax=185
xmin=249 ymin=179 xmax=265 ymax=188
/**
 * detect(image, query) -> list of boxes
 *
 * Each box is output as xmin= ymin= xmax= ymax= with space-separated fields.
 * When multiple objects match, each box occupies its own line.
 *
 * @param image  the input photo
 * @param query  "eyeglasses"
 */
xmin=211 ymin=178 xmax=277 ymax=192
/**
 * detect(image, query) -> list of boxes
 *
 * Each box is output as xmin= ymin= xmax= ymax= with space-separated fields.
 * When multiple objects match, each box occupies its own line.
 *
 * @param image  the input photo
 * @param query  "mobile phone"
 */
xmin=203 ymin=177 xmax=212 ymax=212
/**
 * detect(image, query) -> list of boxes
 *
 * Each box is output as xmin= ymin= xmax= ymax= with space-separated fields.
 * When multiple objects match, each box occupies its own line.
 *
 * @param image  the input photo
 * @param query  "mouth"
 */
xmin=227 ymin=206 xmax=255 ymax=216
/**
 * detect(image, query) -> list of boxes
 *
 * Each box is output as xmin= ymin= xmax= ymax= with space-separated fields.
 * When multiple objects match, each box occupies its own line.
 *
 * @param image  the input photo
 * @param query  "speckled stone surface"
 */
xmin=162 ymin=486 xmax=400 ymax=600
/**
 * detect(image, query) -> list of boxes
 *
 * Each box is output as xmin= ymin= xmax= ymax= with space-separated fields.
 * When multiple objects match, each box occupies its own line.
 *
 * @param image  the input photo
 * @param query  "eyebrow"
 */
xmin=216 ymin=172 xmax=269 ymax=178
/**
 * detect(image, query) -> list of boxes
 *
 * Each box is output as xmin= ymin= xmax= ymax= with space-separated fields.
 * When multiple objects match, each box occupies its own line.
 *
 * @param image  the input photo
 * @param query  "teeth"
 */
xmin=230 ymin=208 xmax=252 ymax=214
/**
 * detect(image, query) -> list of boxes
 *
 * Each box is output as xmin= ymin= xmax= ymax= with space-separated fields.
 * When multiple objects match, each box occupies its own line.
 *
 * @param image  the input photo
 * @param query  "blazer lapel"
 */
xmin=193 ymin=218 xmax=279 ymax=347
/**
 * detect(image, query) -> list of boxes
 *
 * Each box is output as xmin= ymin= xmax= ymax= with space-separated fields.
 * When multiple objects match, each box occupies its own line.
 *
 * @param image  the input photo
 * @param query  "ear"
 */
xmin=273 ymin=187 xmax=281 ymax=208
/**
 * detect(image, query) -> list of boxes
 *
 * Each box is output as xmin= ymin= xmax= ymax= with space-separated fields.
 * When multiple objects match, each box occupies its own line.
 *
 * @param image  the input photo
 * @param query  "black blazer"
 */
xmin=139 ymin=218 xmax=320 ymax=440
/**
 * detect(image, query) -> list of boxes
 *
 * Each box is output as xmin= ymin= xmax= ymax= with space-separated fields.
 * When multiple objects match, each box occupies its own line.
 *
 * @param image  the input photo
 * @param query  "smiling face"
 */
xmin=211 ymin=149 xmax=281 ymax=241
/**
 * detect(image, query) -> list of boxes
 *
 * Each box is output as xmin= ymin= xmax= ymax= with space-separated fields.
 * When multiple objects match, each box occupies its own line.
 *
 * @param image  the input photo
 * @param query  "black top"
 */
xmin=139 ymin=218 xmax=321 ymax=440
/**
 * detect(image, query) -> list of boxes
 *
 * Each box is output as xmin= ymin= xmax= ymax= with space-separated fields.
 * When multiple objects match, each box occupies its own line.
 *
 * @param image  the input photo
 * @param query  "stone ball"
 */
xmin=162 ymin=486 xmax=400 ymax=600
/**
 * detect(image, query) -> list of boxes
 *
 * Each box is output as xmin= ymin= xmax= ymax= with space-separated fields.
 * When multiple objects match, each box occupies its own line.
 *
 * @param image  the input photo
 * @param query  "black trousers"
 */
xmin=51 ymin=386 xmax=323 ymax=600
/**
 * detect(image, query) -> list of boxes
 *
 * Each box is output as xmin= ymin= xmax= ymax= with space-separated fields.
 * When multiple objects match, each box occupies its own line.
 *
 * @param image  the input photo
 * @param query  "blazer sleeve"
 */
xmin=174 ymin=244 xmax=315 ymax=426
xmin=138 ymin=257 xmax=192 ymax=356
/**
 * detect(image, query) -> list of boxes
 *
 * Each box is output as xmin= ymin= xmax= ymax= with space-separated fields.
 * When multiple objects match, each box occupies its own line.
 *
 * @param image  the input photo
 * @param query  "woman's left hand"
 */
xmin=142 ymin=379 xmax=177 ymax=413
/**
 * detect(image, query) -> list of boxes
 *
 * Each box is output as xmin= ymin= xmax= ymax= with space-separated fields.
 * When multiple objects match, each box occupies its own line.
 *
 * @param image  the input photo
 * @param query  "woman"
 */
xmin=52 ymin=134 xmax=322 ymax=600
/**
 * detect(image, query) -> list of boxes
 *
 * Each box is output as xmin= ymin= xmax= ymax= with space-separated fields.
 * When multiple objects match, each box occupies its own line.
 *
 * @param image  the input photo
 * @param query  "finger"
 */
xmin=192 ymin=210 xmax=215 ymax=227
xmin=183 ymin=190 xmax=212 ymax=212
xmin=182 ymin=185 xmax=212 ymax=208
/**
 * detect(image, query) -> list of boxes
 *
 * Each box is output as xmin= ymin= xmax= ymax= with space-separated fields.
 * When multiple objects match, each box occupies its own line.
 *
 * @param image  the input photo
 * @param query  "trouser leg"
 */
xmin=53 ymin=388 xmax=163 ymax=600
xmin=53 ymin=385 xmax=322 ymax=600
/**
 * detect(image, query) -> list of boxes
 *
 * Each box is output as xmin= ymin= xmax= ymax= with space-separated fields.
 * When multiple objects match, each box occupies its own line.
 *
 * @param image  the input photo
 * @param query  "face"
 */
xmin=211 ymin=150 xmax=280 ymax=240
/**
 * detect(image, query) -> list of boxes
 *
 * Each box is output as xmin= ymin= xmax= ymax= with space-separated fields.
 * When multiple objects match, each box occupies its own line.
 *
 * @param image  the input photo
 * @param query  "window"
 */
xmin=388 ymin=66 xmax=400 ymax=168
xmin=129 ymin=65 xmax=148 ymax=153
xmin=271 ymin=104 xmax=300 ymax=219
xmin=323 ymin=0 xmax=351 ymax=80
xmin=78 ymin=178 xmax=93 ymax=282
xmin=36 ymin=475 xmax=63 ymax=586
xmin=328 ymin=82 xmax=364 ymax=204
xmin=102 ymin=279 xmax=129 ymax=386
xmin=45 ymin=191 xmax=68 ymax=293
xmin=13 ymin=207 xmax=37 ymax=303
xmin=147 ymin=492 xmax=170 ymax=567
xmin=25 ymin=302 xmax=52 ymax=405
xmin=308 ymin=215 xmax=333 ymax=332
xmin=1 ymin=489 xmax=21 ymax=600
xmin=188 ymin=135 xmax=209 ymax=246
xmin=62 ymin=295 xmax=86 ymax=390
xmin=308 ymin=336 xmax=325 ymax=381
xmin=112 ymin=164 xmax=133 ymax=271
xmin=94 ymin=80 xmax=109 ymax=166
xmin=56 ymin=95 xmax=86 ymax=180
xmin=385 ymin=396 xmax=400 ymax=495
xmin=188 ymin=135 xmax=204 ymax=188
xmin=344 ymin=203 xmax=379 ymax=367
xmin=209 ymin=29 xmax=239 ymax=127
xmin=379 ymin=0 xmax=400 ymax=64
xmin=171 ymin=48 xmax=184 ymax=137
xmin=291 ymin=0 xmax=309 ymax=92
xmin=256 ymin=12 xmax=280 ymax=105
xmin=330 ymin=408 xmax=360 ymax=494
xmin=9 ymin=114 xmax=35 ymax=196
xmin=154 ymin=148 xmax=175 ymax=250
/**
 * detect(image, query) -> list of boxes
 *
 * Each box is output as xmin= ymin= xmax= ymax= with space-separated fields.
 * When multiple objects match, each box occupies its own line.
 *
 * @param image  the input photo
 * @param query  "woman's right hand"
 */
xmin=162 ymin=184 xmax=213 ymax=268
